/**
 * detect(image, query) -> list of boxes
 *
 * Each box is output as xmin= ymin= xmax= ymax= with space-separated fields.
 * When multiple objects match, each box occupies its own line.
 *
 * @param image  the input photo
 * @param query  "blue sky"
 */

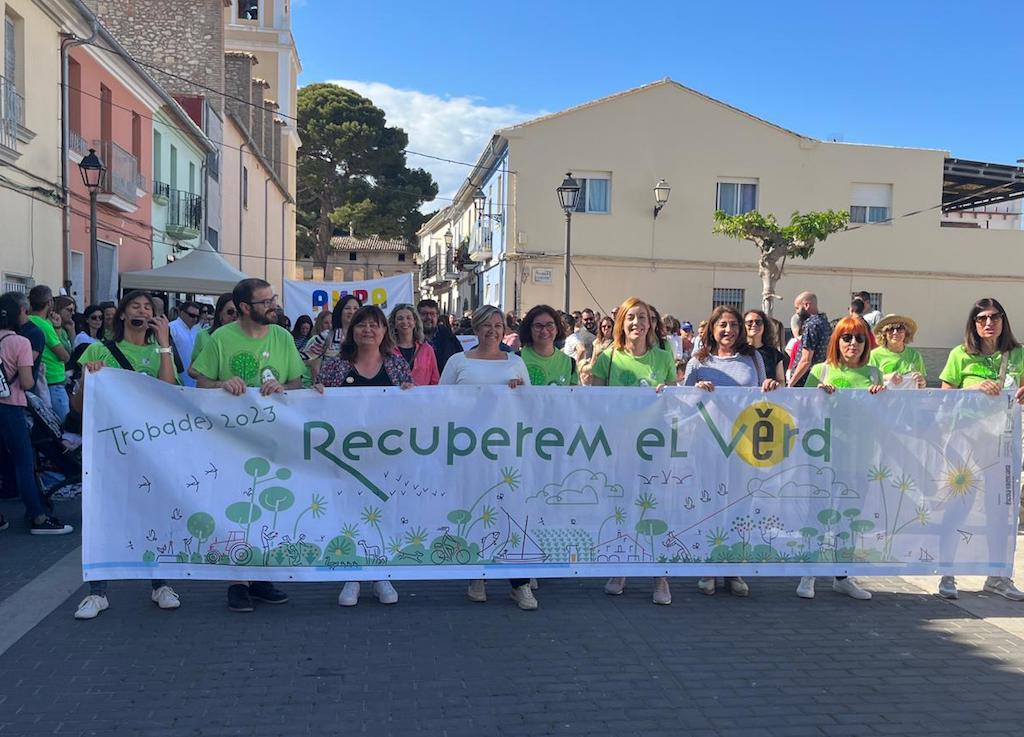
xmin=293 ymin=0 xmax=1024 ymax=202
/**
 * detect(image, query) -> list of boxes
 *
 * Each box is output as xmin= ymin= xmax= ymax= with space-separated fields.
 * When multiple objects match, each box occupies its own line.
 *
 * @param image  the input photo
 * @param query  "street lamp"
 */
xmin=473 ymin=187 xmax=486 ymax=219
xmin=78 ymin=148 xmax=106 ymax=304
xmin=653 ymin=178 xmax=671 ymax=218
xmin=556 ymin=172 xmax=581 ymax=313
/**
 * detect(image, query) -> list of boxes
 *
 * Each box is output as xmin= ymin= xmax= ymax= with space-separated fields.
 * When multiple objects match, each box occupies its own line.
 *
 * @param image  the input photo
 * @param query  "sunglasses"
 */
xmin=744 ymin=319 xmax=764 ymax=327
xmin=975 ymin=313 xmax=1003 ymax=324
xmin=884 ymin=324 xmax=906 ymax=333
xmin=224 ymin=308 xmax=237 ymax=316
xmin=184 ymin=311 xmax=200 ymax=320
xmin=840 ymin=334 xmax=866 ymax=344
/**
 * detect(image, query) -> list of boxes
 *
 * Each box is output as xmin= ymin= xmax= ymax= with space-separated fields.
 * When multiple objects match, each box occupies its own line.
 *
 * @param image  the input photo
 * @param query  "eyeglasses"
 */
xmin=87 ymin=314 xmax=103 ymax=321
xmin=744 ymin=319 xmax=764 ymax=327
xmin=248 ymin=296 xmax=279 ymax=307
xmin=975 ymin=313 xmax=1003 ymax=324
xmin=224 ymin=308 xmax=237 ymax=316
xmin=840 ymin=334 xmax=866 ymax=344
xmin=532 ymin=322 xmax=557 ymax=332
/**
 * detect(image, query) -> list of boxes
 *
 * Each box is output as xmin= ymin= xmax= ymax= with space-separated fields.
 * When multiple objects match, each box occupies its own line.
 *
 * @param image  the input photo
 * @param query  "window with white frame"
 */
xmin=850 ymin=183 xmax=892 ymax=224
xmin=573 ymin=172 xmax=611 ymax=214
xmin=238 ymin=1 xmax=259 ymax=21
xmin=716 ymin=179 xmax=758 ymax=216
xmin=712 ymin=288 xmax=744 ymax=312
xmin=854 ymin=291 xmax=883 ymax=314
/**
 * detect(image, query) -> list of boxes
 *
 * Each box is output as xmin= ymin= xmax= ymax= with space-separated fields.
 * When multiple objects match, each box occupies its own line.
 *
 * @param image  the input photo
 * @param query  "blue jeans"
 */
xmin=0 ymin=403 xmax=44 ymax=519
xmin=48 ymin=384 xmax=69 ymax=425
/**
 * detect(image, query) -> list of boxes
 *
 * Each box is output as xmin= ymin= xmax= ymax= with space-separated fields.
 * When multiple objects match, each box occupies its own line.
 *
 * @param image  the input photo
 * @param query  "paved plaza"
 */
xmin=1 ymin=497 xmax=1023 ymax=737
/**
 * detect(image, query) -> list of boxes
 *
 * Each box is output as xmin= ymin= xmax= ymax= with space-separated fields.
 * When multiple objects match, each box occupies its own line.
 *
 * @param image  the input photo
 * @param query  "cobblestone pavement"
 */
xmin=1 ymin=554 xmax=1024 ymax=737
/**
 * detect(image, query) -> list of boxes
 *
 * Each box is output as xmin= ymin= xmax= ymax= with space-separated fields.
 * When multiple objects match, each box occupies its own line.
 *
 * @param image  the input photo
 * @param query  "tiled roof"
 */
xmin=330 ymin=235 xmax=415 ymax=253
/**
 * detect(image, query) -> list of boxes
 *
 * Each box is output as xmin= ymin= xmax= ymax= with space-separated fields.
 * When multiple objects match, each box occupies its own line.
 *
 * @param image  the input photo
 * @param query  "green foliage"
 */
xmin=187 ymin=512 xmax=216 ymax=543
xmin=296 ymin=83 xmax=438 ymax=265
xmin=447 ymin=509 xmax=472 ymax=526
xmin=850 ymin=520 xmax=875 ymax=534
xmin=817 ymin=509 xmax=842 ymax=526
xmin=190 ymin=552 xmax=202 ymax=564
xmin=142 ymin=550 xmax=155 ymax=562
xmin=712 ymin=209 xmax=850 ymax=260
xmin=226 ymin=501 xmax=261 ymax=525
xmin=635 ymin=519 xmax=668 ymax=537
xmin=244 ymin=457 xmax=271 ymax=477
xmin=258 ymin=487 xmax=296 ymax=515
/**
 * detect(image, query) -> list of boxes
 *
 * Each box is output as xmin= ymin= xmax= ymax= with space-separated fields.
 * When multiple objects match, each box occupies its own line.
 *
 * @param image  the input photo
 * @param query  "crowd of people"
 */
xmin=2 ymin=279 xmax=1023 ymax=618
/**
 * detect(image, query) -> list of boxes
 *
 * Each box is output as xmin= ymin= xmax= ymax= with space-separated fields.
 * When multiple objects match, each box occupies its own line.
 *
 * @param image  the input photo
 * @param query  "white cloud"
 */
xmin=326 ymin=80 xmax=545 ymax=211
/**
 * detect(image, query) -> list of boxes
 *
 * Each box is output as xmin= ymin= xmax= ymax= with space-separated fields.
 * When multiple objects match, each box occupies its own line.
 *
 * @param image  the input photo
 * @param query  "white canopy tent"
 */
xmin=120 ymin=241 xmax=249 ymax=295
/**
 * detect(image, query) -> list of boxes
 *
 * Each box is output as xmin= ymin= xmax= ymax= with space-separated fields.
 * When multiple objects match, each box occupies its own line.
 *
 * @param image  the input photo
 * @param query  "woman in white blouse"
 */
xmin=439 ymin=306 xmax=536 ymax=610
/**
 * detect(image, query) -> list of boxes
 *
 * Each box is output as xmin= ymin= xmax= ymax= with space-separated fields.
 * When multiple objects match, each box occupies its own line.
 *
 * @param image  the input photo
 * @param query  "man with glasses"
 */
xmin=417 ymin=298 xmax=463 ymax=373
xmin=788 ymin=291 xmax=831 ymax=388
xmin=169 ymin=300 xmax=202 ymax=387
xmin=192 ymin=278 xmax=306 ymax=613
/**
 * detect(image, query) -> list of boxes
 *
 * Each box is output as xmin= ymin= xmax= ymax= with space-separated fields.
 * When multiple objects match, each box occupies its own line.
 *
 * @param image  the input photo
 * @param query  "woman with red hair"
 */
xmin=797 ymin=316 xmax=883 ymax=601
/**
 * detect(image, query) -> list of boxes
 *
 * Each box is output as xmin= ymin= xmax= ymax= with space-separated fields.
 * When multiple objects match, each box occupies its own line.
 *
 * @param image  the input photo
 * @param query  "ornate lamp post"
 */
xmin=556 ymin=172 xmax=581 ymax=314
xmin=78 ymin=148 xmax=106 ymax=303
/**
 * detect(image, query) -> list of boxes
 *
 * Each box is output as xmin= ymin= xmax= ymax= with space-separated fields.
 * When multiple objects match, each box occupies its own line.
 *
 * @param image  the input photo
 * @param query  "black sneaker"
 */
xmin=227 ymin=584 xmax=254 ymax=613
xmin=249 ymin=581 xmax=289 ymax=604
xmin=30 ymin=517 xmax=73 ymax=535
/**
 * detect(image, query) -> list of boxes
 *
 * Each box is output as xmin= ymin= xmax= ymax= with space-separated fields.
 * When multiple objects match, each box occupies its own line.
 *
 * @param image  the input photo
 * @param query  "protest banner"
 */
xmin=283 ymin=273 xmax=414 ymax=320
xmin=83 ymin=370 xmax=1021 ymax=581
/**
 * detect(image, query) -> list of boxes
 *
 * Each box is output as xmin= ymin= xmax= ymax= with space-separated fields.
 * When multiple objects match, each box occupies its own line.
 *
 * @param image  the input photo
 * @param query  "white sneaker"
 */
xmin=796 ymin=576 xmax=815 ymax=599
xmin=373 ymin=580 xmax=398 ymax=604
xmin=652 ymin=577 xmax=672 ymax=605
xmin=74 ymin=594 xmax=109 ymax=620
xmin=529 ymin=578 xmax=539 ymax=590
xmin=728 ymin=576 xmax=750 ymax=597
xmin=150 ymin=586 xmax=180 ymax=610
xmin=510 ymin=583 xmax=538 ymax=610
xmin=833 ymin=577 xmax=872 ymax=600
xmin=697 ymin=577 xmax=716 ymax=595
xmin=467 ymin=579 xmax=487 ymax=602
xmin=983 ymin=576 xmax=1024 ymax=601
xmin=604 ymin=577 xmax=626 ymax=595
xmin=338 ymin=581 xmax=360 ymax=606
xmin=938 ymin=576 xmax=958 ymax=599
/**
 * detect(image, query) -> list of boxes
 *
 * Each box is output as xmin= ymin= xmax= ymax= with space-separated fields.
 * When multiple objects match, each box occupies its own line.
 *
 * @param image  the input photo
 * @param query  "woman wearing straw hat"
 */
xmin=869 ymin=314 xmax=926 ymax=388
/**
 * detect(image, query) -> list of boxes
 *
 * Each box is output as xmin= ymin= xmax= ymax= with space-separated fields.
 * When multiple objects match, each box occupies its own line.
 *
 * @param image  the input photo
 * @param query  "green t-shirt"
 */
xmin=191 ymin=328 xmax=211 ymax=364
xmin=591 ymin=346 xmax=675 ymax=387
xmin=521 ymin=346 xmax=580 ymax=386
xmin=806 ymin=362 xmax=881 ymax=389
xmin=78 ymin=340 xmax=179 ymax=383
xmin=28 ymin=315 xmax=69 ymax=384
xmin=191 ymin=322 xmax=305 ymax=386
xmin=868 ymin=346 xmax=926 ymax=378
xmin=939 ymin=345 xmax=1024 ymax=389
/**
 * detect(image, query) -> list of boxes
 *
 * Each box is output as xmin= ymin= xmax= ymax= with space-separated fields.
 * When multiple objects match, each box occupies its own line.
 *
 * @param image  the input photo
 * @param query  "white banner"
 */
xmin=83 ymin=370 xmax=1021 ymax=581
xmin=283 ymin=274 xmax=414 ymax=320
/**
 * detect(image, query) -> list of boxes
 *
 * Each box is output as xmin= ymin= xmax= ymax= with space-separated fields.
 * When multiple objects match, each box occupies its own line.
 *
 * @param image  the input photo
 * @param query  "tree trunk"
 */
xmin=315 ymin=194 xmax=332 ymax=273
xmin=757 ymin=245 xmax=786 ymax=317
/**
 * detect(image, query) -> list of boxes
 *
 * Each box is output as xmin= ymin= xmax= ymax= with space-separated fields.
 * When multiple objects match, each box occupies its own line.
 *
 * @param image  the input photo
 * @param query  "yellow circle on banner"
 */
xmin=733 ymin=401 xmax=797 ymax=468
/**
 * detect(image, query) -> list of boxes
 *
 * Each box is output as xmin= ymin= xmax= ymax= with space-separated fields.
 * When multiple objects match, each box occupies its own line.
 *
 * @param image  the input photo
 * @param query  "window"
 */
xmin=348 ymin=252 xmax=357 ymax=261
xmin=238 ymin=1 xmax=259 ymax=20
xmin=169 ymin=145 xmax=177 ymax=189
xmin=242 ymin=166 xmax=248 ymax=208
xmin=398 ymin=253 xmax=406 ymax=262
xmin=574 ymin=174 xmax=610 ymax=213
xmin=68 ymin=58 xmax=82 ymax=136
xmin=206 ymin=227 xmax=219 ymax=250
xmin=712 ymin=288 xmax=744 ymax=312
xmin=100 ymin=85 xmax=111 ymax=142
xmin=207 ymin=151 xmax=219 ymax=181
xmin=152 ymin=130 xmax=162 ymax=181
xmin=131 ymin=113 xmax=141 ymax=168
xmin=716 ymin=179 xmax=758 ymax=216
xmin=189 ymin=162 xmax=196 ymax=194
xmin=855 ymin=292 xmax=883 ymax=314
xmin=850 ymin=183 xmax=892 ymax=224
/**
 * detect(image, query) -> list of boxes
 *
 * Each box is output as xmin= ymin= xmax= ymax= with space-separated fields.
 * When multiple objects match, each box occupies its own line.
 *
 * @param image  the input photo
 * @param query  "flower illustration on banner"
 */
xmin=501 ymin=466 xmax=521 ymax=490
xmin=941 ymin=462 xmax=979 ymax=500
xmin=341 ymin=523 xmax=360 ymax=540
xmin=405 ymin=526 xmax=429 ymax=546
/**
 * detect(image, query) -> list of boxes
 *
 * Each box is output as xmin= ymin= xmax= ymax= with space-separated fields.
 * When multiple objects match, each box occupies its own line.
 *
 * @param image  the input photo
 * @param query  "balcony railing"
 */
xmin=166 ymin=189 xmax=203 ymax=241
xmin=420 ymin=253 xmax=456 ymax=285
xmin=152 ymin=180 xmax=171 ymax=203
xmin=0 ymin=75 xmax=23 ymax=152
xmin=95 ymin=139 xmax=139 ymax=205
xmin=69 ymin=129 xmax=89 ymax=157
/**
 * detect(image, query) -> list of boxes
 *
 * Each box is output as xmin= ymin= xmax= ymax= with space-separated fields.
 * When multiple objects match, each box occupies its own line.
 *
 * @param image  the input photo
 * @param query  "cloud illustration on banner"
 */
xmin=747 ymin=465 xmax=859 ymax=500
xmin=527 ymin=470 xmax=623 ymax=506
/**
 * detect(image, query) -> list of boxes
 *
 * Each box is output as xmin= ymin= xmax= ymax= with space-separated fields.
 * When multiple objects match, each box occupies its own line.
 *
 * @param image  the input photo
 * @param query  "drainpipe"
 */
xmin=238 ymin=143 xmax=246 ymax=269
xmin=60 ymin=23 xmax=98 ymax=287
xmin=263 ymin=177 xmax=270 ymax=281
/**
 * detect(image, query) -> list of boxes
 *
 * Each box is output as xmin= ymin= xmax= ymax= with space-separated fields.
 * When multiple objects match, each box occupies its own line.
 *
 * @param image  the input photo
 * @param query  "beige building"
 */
xmin=295 ymin=234 xmax=417 ymax=283
xmin=418 ymin=79 xmax=1024 ymax=364
xmin=223 ymin=0 xmax=299 ymax=291
xmin=0 ymin=0 xmax=65 ymax=294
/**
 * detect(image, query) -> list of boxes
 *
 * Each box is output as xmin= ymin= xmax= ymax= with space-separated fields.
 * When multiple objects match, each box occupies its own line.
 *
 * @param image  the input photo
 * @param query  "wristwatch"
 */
xmin=156 ymin=346 xmax=173 ymax=354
